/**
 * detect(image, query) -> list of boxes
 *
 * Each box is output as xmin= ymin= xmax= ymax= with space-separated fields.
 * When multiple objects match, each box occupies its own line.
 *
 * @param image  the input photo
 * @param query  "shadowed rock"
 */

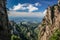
xmin=0 ymin=0 xmax=11 ymax=40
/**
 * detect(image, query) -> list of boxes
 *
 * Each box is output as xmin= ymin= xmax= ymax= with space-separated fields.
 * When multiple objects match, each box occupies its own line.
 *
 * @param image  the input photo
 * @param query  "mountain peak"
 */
xmin=38 ymin=0 xmax=60 ymax=40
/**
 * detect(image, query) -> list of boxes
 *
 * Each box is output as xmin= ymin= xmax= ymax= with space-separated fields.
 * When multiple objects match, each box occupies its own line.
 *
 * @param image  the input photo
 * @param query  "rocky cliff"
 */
xmin=0 ymin=0 xmax=10 ymax=40
xmin=38 ymin=0 xmax=60 ymax=40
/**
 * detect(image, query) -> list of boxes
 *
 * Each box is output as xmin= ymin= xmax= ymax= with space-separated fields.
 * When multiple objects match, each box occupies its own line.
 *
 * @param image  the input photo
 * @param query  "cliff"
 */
xmin=0 ymin=0 xmax=11 ymax=40
xmin=38 ymin=0 xmax=60 ymax=40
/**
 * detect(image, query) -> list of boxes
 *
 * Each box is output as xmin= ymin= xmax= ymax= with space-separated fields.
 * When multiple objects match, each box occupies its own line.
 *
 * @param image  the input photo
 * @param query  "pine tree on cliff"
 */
xmin=0 ymin=0 xmax=11 ymax=40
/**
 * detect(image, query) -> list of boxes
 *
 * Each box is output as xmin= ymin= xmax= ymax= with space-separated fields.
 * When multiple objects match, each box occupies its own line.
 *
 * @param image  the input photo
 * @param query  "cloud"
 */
xmin=27 ymin=4 xmax=38 ymax=12
xmin=8 ymin=11 xmax=44 ymax=17
xmin=9 ymin=3 xmax=39 ymax=12
xmin=43 ymin=9 xmax=47 ymax=16
xmin=8 ymin=9 xmax=46 ymax=18
xmin=12 ymin=4 xmax=22 ymax=10
xmin=10 ymin=3 xmax=27 ymax=10
xmin=35 ymin=2 xmax=41 ymax=6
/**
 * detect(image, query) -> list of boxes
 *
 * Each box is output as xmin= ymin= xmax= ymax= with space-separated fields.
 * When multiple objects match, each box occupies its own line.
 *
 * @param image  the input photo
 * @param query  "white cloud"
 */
xmin=8 ymin=9 xmax=47 ymax=17
xmin=35 ymin=2 xmax=41 ymax=6
xmin=10 ymin=3 xmax=27 ymax=10
xmin=8 ymin=11 xmax=44 ymax=17
xmin=27 ymin=4 xmax=38 ymax=12
xmin=9 ymin=3 xmax=39 ymax=12
xmin=43 ymin=9 xmax=47 ymax=16
xmin=13 ymin=4 xmax=22 ymax=10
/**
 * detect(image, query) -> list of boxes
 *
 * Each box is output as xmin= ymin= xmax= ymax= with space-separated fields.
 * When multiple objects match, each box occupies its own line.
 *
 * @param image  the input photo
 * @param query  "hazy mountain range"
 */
xmin=8 ymin=16 xmax=43 ymax=23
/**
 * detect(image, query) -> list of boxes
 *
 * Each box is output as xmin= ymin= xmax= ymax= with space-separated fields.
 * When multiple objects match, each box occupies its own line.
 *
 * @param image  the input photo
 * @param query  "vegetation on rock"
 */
xmin=10 ymin=21 xmax=40 ymax=40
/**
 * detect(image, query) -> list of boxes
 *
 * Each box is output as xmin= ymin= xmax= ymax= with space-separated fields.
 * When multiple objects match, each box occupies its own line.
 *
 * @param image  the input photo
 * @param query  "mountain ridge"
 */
xmin=38 ymin=0 xmax=60 ymax=40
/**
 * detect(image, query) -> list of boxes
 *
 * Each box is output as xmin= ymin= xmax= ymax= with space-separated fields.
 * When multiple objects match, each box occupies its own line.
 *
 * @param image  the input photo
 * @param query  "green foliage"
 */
xmin=42 ymin=24 xmax=45 ymax=26
xmin=11 ymin=35 xmax=21 ymax=40
xmin=49 ymin=30 xmax=60 ymax=40
xmin=11 ymin=22 xmax=40 ymax=40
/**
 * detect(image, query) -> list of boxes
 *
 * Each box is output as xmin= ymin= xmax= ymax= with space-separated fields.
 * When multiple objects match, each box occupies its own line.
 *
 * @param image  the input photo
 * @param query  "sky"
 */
xmin=6 ymin=0 xmax=58 ymax=17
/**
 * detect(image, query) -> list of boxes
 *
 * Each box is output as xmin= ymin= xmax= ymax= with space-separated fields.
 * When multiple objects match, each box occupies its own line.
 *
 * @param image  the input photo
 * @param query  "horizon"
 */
xmin=6 ymin=0 xmax=58 ymax=12
xmin=6 ymin=0 xmax=58 ymax=17
xmin=6 ymin=0 xmax=58 ymax=23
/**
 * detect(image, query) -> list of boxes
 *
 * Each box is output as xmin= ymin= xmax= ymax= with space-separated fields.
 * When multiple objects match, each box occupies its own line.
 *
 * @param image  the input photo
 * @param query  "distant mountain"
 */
xmin=8 ymin=17 xmax=43 ymax=23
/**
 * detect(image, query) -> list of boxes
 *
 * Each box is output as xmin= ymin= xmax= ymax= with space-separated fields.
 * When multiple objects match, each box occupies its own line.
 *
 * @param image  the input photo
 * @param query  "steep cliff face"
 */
xmin=38 ymin=0 xmax=60 ymax=40
xmin=0 ymin=0 xmax=10 ymax=40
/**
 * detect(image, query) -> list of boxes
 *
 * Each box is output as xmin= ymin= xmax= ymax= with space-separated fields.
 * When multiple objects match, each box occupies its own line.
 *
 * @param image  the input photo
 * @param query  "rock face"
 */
xmin=0 ymin=0 xmax=10 ymax=40
xmin=38 ymin=0 xmax=60 ymax=40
